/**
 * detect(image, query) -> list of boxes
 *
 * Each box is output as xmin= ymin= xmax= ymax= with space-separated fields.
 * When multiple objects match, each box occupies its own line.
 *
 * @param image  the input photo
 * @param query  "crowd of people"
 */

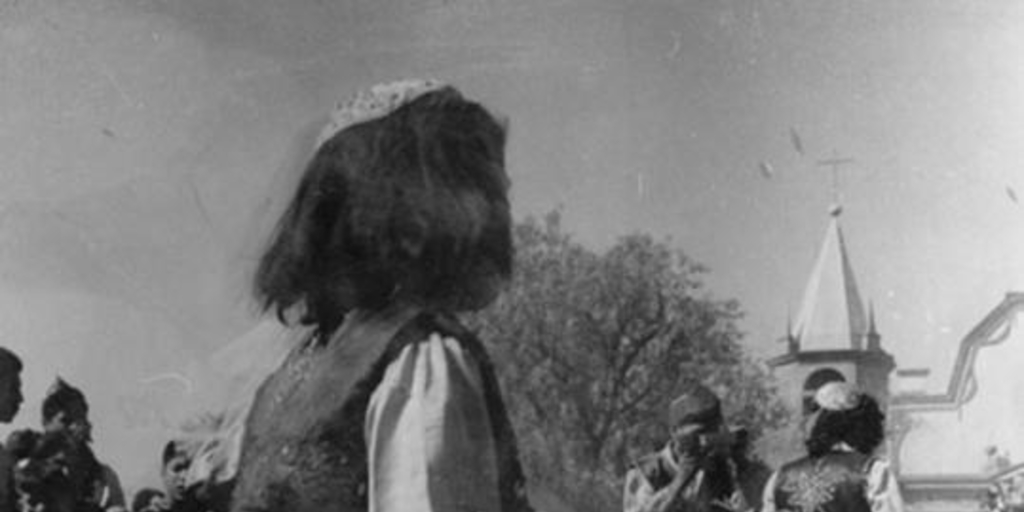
xmin=622 ymin=381 xmax=903 ymax=512
xmin=0 ymin=80 xmax=911 ymax=512
xmin=0 ymin=350 xmax=125 ymax=511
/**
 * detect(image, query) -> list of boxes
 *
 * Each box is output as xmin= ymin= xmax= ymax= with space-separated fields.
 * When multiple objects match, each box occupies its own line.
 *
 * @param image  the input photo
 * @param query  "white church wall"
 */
xmin=894 ymin=299 xmax=1024 ymax=480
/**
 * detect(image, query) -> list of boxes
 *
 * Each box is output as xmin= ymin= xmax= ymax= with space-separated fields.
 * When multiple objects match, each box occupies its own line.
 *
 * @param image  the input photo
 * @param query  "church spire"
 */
xmin=791 ymin=206 xmax=869 ymax=352
xmin=868 ymin=301 xmax=878 ymax=336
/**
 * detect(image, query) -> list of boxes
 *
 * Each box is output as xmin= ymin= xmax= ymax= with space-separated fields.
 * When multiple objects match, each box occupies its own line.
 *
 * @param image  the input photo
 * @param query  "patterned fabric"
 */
xmin=772 ymin=452 xmax=873 ymax=512
xmin=316 ymin=79 xmax=447 ymax=147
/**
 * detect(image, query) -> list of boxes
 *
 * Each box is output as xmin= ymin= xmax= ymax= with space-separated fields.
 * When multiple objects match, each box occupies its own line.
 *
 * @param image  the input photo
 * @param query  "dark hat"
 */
xmin=669 ymin=384 xmax=722 ymax=427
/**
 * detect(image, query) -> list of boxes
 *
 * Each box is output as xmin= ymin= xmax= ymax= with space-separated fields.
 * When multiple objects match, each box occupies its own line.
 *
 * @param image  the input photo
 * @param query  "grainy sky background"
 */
xmin=1 ymin=0 xmax=1023 ymax=492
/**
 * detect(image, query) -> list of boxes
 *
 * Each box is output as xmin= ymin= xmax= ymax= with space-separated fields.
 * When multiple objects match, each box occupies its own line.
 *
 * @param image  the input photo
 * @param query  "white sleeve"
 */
xmin=866 ymin=459 xmax=905 ymax=512
xmin=366 ymin=333 xmax=502 ymax=512
xmin=760 ymin=470 xmax=780 ymax=512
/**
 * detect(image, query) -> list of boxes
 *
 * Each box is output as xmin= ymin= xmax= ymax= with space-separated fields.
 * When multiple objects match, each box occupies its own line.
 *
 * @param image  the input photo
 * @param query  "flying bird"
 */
xmin=101 ymin=127 xmax=115 ymax=138
xmin=1007 ymin=186 xmax=1018 ymax=204
xmin=789 ymin=127 xmax=804 ymax=156
xmin=758 ymin=161 xmax=774 ymax=179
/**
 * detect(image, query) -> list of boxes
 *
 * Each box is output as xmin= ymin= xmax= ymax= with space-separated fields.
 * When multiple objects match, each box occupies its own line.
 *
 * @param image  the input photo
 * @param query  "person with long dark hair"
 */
xmin=228 ymin=79 xmax=532 ymax=512
xmin=761 ymin=382 xmax=904 ymax=512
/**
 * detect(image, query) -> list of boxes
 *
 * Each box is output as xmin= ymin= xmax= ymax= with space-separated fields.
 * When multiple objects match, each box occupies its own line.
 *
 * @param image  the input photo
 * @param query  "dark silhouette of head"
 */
xmin=42 ymin=378 xmax=93 ymax=445
xmin=804 ymin=382 xmax=886 ymax=458
xmin=0 ymin=347 xmax=23 ymax=423
xmin=253 ymin=82 xmax=512 ymax=333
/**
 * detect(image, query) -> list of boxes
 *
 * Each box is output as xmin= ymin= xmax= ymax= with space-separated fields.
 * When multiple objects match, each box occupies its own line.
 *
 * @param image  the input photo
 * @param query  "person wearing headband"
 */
xmin=761 ymin=382 xmax=904 ymax=512
xmin=229 ymin=80 xmax=532 ymax=512
xmin=623 ymin=384 xmax=750 ymax=512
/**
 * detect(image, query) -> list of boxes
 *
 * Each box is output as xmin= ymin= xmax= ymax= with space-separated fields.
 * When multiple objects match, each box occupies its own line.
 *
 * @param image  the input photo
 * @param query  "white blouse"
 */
xmin=366 ymin=333 xmax=503 ymax=512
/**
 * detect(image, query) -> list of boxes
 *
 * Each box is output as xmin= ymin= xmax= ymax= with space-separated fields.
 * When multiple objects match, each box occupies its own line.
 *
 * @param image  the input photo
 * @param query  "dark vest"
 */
xmin=230 ymin=307 xmax=532 ymax=512
xmin=772 ymin=452 xmax=875 ymax=512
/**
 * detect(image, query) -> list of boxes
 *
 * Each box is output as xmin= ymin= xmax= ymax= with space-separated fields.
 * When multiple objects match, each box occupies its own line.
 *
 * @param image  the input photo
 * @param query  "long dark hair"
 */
xmin=254 ymin=86 xmax=512 ymax=333
xmin=805 ymin=392 xmax=886 ymax=458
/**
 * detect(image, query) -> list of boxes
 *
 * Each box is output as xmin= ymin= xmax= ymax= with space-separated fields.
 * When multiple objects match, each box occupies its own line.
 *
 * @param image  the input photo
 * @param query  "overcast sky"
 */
xmin=1 ymin=0 xmax=1022 ymax=491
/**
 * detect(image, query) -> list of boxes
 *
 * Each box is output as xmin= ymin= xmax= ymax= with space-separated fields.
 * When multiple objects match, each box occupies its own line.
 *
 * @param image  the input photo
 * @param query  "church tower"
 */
xmin=765 ymin=205 xmax=895 ymax=463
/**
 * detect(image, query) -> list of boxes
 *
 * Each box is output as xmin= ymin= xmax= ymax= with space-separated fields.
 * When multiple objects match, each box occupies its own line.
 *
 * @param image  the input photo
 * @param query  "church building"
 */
xmin=762 ymin=204 xmax=895 ymax=466
xmin=762 ymin=202 xmax=1024 ymax=512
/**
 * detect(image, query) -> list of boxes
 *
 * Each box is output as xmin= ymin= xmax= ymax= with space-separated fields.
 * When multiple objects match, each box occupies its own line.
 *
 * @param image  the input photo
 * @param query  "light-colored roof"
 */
xmin=791 ymin=209 xmax=868 ymax=352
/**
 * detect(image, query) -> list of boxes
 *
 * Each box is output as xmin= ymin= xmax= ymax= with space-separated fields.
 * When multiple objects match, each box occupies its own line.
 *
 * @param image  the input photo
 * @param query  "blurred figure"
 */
xmin=761 ymin=382 xmax=903 ymax=512
xmin=623 ymin=384 xmax=749 ymax=512
xmin=131 ymin=489 xmax=166 ymax=512
xmin=155 ymin=439 xmax=214 ymax=512
xmin=7 ymin=429 xmax=104 ymax=512
xmin=0 ymin=348 xmax=24 ymax=512
xmin=727 ymin=429 xmax=773 ymax=511
xmin=161 ymin=441 xmax=192 ymax=510
xmin=41 ymin=379 xmax=126 ymax=512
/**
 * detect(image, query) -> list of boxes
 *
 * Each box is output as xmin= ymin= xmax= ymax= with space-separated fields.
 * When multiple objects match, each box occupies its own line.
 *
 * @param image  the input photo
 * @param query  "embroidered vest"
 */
xmin=229 ymin=307 xmax=532 ymax=512
xmin=772 ymin=452 xmax=874 ymax=512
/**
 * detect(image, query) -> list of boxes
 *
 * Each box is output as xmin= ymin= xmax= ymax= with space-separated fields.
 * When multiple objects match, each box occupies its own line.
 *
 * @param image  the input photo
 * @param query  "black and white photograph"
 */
xmin=1 ymin=1 xmax=1022 ymax=511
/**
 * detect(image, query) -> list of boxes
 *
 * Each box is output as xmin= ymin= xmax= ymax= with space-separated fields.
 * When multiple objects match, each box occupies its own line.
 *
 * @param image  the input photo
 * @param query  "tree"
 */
xmin=469 ymin=211 xmax=787 ymax=512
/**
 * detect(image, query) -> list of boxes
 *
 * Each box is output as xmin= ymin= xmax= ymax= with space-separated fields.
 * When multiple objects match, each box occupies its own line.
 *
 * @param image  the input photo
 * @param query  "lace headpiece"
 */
xmin=315 ymin=79 xmax=448 ymax=148
xmin=813 ymin=381 xmax=860 ymax=411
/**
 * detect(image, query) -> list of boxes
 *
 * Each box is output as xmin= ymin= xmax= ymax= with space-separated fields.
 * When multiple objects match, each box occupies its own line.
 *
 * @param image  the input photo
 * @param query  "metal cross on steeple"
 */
xmin=816 ymin=150 xmax=856 ymax=215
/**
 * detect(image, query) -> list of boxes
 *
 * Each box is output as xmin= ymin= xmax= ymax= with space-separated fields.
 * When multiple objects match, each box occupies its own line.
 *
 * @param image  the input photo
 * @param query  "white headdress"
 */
xmin=813 ymin=381 xmax=860 ymax=411
xmin=315 ymin=79 xmax=448 ymax=148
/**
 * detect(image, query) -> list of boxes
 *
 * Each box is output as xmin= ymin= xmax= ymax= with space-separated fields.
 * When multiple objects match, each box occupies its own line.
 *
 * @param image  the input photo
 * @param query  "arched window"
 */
xmin=802 ymin=368 xmax=846 ymax=414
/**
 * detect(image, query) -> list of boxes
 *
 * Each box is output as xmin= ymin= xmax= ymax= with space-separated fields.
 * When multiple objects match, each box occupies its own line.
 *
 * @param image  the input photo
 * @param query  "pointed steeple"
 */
xmin=786 ymin=307 xmax=798 ymax=353
xmin=791 ymin=207 xmax=868 ymax=352
xmin=868 ymin=301 xmax=878 ymax=336
xmin=867 ymin=301 xmax=882 ymax=351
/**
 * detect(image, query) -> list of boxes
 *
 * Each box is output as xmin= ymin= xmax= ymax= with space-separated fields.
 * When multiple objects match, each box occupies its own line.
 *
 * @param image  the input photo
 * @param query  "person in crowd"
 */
xmin=8 ymin=429 xmax=104 ymax=512
xmin=161 ymin=440 xmax=195 ymax=511
xmin=41 ymin=378 xmax=126 ymax=511
xmin=761 ymin=382 xmax=904 ymax=512
xmin=225 ymin=79 xmax=532 ymax=512
xmin=623 ymin=384 xmax=749 ymax=512
xmin=156 ymin=439 xmax=223 ymax=512
xmin=727 ymin=429 xmax=773 ymax=511
xmin=131 ymin=489 xmax=167 ymax=512
xmin=0 ymin=348 xmax=24 ymax=512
